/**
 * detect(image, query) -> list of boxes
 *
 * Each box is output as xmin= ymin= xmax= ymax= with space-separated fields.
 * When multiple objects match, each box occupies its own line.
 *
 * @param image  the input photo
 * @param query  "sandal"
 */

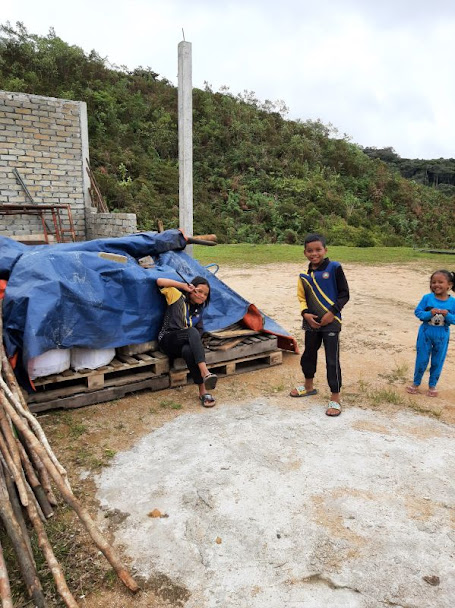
xmin=200 ymin=393 xmax=216 ymax=408
xmin=289 ymin=386 xmax=318 ymax=398
xmin=204 ymin=373 xmax=218 ymax=391
xmin=406 ymin=385 xmax=420 ymax=395
xmin=326 ymin=401 xmax=341 ymax=416
xmin=427 ymin=388 xmax=438 ymax=397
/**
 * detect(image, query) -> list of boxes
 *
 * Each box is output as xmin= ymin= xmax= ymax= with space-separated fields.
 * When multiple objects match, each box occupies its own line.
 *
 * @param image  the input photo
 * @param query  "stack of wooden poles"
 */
xmin=0 ymin=302 xmax=139 ymax=607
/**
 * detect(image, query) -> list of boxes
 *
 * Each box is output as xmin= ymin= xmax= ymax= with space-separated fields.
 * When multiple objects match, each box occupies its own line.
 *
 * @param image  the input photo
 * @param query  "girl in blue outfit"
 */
xmin=407 ymin=269 xmax=455 ymax=397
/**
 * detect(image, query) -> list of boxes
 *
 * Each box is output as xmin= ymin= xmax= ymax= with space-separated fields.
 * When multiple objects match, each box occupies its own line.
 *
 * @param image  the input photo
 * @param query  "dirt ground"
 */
xmin=38 ymin=261 xmax=455 ymax=607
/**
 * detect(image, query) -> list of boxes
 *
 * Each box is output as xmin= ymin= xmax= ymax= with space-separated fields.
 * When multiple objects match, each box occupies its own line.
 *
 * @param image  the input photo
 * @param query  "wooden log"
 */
xmin=0 ymin=422 xmax=28 ymax=507
xmin=0 ymin=373 xmax=71 ymax=491
xmin=0 ymin=540 xmax=13 ymax=608
xmin=192 ymin=233 xmax=217 ymax=242
xmin=17 ymin=440 xmax=54 ymax=519
xmin=0 ymin=303 xmax=68 ymax=489
xmin=24 ymin=484 xmax=79 ymax=608
xmin=0 ymin=459 xmax=33 ymax=561
xmin=0 ymin=468 xmax=46 ymax=607
xmin=0 ymin=395 xmax=140 ymax=593
xmin=186 ymin=236 xmax=217 ymax=246
xmin=85 ymin=160 xmax=108 ymax=213
xmin=19 ymin=432 xmax=58 ymax=506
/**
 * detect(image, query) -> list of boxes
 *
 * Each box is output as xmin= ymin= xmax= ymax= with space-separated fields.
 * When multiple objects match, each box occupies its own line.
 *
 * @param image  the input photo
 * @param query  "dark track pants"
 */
xmin=300 ymin=330 xmax=342 ymax=394
xmin=159 ymin=327 xmax=206 ymax=385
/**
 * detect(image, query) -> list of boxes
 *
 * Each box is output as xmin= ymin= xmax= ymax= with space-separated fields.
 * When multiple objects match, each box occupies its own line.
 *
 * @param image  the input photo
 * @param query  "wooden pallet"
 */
xmin=27 ymin=375 xmax=170 ymax=413
xmin=170 ymin=350 xmax=282 ymax=388
xmin=27 ymin=351 xmax=169 ymax=412
xmin=26 ymin=334 xmax=283 ymax=411
xmin=187 ymin=333 xmax=278 ymax=369
xmin=170 ymin=333 xmax=282 ymax=388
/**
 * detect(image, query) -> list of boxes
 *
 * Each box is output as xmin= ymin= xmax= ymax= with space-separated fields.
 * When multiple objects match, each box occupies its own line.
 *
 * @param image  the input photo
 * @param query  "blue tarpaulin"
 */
xmin=1 ymin=230 xmax=297 ymax=369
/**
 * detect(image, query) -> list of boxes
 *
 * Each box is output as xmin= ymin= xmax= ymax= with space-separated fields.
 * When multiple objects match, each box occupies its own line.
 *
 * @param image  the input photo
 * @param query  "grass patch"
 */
xmin=379 ymin=363 xmax=409 ymax=384
xmin=159 ymin=399 xmax=183 ymax=410
xmin=52 ymin=412 xmax=88 ymax=439
xmin=75 ymin=446 xmax=105 ymax=469
xmin=269 ymin=382 xmax=286 ymax=393
xmin=194 ymin=244 xmax=455 ymax=267
xmin=407 ymin=400 xmax=442 ymax=418
xmin=368 ymin=388 xmax=404 ymax=406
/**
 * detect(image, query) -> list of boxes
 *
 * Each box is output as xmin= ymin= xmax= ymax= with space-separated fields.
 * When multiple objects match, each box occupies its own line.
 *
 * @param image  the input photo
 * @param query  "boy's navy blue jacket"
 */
xmin=297 ymin=258 xmax=349 ymax=332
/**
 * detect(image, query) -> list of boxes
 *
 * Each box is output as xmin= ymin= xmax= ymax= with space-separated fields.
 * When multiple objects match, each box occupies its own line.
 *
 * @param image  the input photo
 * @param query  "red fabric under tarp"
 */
xmin=0 ymin=281 xmax=20 ymax=370
xmin=242 ymin=303 xmax=299 ymax=353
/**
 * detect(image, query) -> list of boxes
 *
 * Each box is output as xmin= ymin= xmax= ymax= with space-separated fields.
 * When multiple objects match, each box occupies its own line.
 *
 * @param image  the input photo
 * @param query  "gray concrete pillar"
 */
xmin=178 ymin=41 xmax=193 ymax=256
xmin=79 ymin=101 xmax=91 ymax=237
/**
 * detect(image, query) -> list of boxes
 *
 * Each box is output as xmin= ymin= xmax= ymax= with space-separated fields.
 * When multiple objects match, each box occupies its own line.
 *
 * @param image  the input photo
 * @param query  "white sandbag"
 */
xmin=28 ymin=349 xmax=71 ymax=379
xmin=71 ymin=347 xmax=115 ymax=371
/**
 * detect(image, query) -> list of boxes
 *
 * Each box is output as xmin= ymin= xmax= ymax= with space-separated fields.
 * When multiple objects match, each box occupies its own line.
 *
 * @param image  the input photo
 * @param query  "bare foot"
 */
xmin=427 ymin=388 xmax=438 ymax=397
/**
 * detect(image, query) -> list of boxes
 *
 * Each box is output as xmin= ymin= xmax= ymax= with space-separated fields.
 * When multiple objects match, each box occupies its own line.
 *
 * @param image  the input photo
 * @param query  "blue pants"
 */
xmin=413 ymin=324 xmax=450 ymax=388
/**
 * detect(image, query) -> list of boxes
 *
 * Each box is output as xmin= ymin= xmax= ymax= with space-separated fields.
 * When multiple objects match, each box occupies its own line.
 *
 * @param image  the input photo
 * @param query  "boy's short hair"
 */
xmin=304 ymin=233 xmax=326 ymax=248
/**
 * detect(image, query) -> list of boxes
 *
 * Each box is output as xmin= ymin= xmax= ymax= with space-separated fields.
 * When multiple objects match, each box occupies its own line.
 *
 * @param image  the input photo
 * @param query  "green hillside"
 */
xmin=1 ymin=22 xmax=454 ymax=247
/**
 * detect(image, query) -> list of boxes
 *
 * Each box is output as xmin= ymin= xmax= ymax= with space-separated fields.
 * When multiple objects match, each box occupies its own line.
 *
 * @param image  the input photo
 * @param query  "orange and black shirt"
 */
xmin=158 ymin=286 xmax=203 ymax=341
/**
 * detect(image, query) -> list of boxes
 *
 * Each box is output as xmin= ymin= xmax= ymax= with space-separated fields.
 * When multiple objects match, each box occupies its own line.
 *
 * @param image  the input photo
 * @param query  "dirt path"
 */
xmin=38 ymin=261 xmax=455 ymax=607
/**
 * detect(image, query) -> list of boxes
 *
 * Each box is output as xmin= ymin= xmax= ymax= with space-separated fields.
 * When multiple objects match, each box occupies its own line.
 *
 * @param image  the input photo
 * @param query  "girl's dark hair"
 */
xmin=431 ymin=269 xmax=455 ymax=292
xmin=304 ymin=233 xmax=326 ymax=248
xmin=191 ymin=276 xmax=211 ymax=306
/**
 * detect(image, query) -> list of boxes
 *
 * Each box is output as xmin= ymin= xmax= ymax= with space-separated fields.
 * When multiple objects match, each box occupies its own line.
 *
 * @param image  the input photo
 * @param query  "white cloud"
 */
xmin=2 ymin=0 xmax=455 ymax=158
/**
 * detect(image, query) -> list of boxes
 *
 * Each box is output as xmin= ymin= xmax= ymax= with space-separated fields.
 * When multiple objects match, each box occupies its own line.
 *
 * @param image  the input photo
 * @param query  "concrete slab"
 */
xmin=95 ymin=400 xmax=455 ymax=607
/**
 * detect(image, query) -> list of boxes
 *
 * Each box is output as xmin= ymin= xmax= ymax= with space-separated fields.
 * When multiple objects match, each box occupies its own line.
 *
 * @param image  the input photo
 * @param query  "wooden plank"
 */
xmin=87 ymin=374 xmax=104 ymax=390
xmin=207 ymin=329 xmax=258 ymax=339
xmin=206 ymin=336 xmax=277 ymax=365
xmin=116 ymin=354 xmax=137 ymax=365
xmin=136 ymin=353 xmax=153 ymax=361
xmin=9 ymin=234 xmax=56 ymax=244
xmin=117 ymin=341 xmax=158 ymax=356
xmin=28 ymin=372 xmax=170 ymax=409
xmin=171 ymin=336 xmax=277 ymax=370
xmin=109 ymin=358 xmax=125 ymax=369
xmin=169 ymin=349 xmax=283 ymax=387
xmin=169 ymin=370 xmax=188 ymax=389
xmin=209 ymin=338 xmax=244 ymax=351
xmin=217 ymin=351 xmax=283 ymax=376
xmin=28 ymin=374 xmax=171 ymax=413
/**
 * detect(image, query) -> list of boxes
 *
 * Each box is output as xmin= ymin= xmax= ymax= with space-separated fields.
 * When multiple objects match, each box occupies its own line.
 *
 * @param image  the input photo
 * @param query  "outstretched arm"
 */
xmin=156 ymin=277 xmax=195 ymax=293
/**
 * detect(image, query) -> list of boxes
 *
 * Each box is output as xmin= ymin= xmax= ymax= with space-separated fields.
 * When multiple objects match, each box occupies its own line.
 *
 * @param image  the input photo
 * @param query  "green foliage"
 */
xmin=364 ymin=146 xmax=455 ymax=190
xmin=1 ymin=22 xmax=454 ymax=247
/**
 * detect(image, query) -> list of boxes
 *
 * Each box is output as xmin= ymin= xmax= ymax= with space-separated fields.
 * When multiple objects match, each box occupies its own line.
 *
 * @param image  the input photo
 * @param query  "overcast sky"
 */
xmin=3 ymin=0 xmax=455 ymax=159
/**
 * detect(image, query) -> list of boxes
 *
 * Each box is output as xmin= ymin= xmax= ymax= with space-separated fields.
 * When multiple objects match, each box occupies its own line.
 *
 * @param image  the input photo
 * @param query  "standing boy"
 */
xmin=290 ymin=234 xmax=350 ymax=416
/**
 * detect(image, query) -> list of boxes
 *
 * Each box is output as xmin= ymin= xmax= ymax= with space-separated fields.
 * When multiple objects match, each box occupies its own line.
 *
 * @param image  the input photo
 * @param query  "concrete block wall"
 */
xmin=0 ymin=91 xmax=92 ymax=239
xmin=86 ymin=209 xmax=137 ymax=239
